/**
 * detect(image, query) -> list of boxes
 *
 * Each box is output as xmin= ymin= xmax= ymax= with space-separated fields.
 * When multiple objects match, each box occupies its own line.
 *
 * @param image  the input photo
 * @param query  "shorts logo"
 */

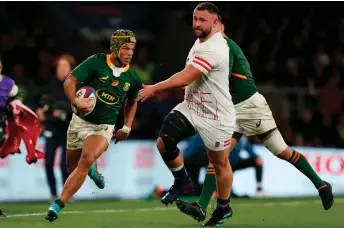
xmin=96 ymin=89 xmax=120 ymax=105
xmin=256 ymin=119 xmax=261 ymax=127
xmin=123 ymin=82 xmax=131 ymax=91
xmin=111 ymin=80 xmax=119 ymax=87
xmin=68 ymin=132 xmax=78 ymax=142
xmin=215 ymin=141 xmax=220 ymax=147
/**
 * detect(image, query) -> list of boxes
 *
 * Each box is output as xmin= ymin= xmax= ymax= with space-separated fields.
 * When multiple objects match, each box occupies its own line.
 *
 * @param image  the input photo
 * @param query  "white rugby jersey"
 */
xmin=184 ymin=32 xmax=235 ymax=124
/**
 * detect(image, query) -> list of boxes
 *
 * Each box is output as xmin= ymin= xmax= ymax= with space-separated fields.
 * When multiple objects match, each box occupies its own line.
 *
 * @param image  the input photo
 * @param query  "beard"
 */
xmin=193 ymin=27 xmax=211 ymax=39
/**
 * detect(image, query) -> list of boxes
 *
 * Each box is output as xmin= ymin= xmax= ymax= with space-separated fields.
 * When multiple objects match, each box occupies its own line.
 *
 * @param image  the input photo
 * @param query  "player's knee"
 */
xmin=156 ymin=137 xmax=166 ymax=153
xmin=209 ymin=156 xmax=229 ymax=170
xmin=79 ymin=153 xmax=96 ymax=169
xmin=208 ymin=162 xmax=214 ymax=168
xmin=157 ymin=136 xmax=180 ymax=162
xmin=255 ymin=157 xmax=263 ymax=167
xmin=262 ymin=130 xmax=288 ymax=156
xmin=277 ymin=147 xmax=293 ymax=161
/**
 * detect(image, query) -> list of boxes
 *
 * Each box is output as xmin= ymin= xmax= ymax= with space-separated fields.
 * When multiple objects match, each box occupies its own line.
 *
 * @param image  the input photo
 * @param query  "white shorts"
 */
xmin=173 ymin=102 xmax=235 ymax=151
xmin=234 ymin=92 xmax=277 ymax=136
xmin=66 ymin=114 xmax=115 ymax=150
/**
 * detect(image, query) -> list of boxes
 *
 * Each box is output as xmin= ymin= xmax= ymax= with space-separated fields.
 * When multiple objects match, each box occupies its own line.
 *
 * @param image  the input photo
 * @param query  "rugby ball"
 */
xmin=71 ymin=86 xmax=96 ymax=117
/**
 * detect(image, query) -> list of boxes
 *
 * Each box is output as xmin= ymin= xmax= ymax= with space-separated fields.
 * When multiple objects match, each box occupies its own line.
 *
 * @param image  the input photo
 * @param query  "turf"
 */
xmin=1 ymin=196 xmax=343 ymax=228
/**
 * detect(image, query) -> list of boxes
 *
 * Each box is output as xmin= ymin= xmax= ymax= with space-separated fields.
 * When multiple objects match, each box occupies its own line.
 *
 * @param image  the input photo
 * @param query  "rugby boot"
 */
xmin=45 ymin=199 xmax=65 ymax=222
xmin=319 ymin=181 xmax=334 ymax=210
xmin=176 ymin=199 xmax=206 ymax=222
xmin=203 ymin=205 xmax=233 ymax=227
xmin=161 ymin=179 xmax=194 ymax=206
xmin=0 ymin=209 xmax=6 ymax=217
xmin=88 ymin=161 xmax=105 ymax=189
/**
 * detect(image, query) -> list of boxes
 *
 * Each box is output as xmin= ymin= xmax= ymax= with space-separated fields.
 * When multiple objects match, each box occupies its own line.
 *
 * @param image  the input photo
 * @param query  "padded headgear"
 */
xmin=110 ymin=29 xmax=136 ymax=57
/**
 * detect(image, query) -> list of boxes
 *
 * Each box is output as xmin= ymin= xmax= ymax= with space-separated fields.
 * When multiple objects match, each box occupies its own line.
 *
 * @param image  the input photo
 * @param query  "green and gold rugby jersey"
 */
xmin=71 ymin=53 xmax=142 ymax=125
xmin=224 ymin=36 xmax=257 ymax=105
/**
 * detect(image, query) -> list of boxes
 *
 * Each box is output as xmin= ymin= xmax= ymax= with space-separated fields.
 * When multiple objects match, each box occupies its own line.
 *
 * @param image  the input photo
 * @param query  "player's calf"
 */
xmin=261 ymin=129 xmax=334 ymax=210
xmin=205 ymin=147 xmax=232 ymax=227
xmin=158 ymin=137 xmax=193 ymax=205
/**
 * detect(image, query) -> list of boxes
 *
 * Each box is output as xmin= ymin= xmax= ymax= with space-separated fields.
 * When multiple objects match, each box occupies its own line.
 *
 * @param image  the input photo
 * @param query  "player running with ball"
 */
xmin=45 ymin=29 xmax=143 ymax=222
xmin=176 ymin=21 xmax=334 ymax=226
xmin=137 ymin=3 xmax=235 ymax=227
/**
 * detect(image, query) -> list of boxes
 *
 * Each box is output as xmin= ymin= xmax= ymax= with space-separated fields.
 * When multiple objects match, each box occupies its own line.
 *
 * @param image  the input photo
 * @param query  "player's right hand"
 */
xmin=73 ymin=98 xmax=94 ymax=112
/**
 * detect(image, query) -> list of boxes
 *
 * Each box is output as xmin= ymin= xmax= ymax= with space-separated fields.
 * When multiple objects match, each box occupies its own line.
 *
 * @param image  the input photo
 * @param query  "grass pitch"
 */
xmin=1 ymin=196 xmax=343 ymax=228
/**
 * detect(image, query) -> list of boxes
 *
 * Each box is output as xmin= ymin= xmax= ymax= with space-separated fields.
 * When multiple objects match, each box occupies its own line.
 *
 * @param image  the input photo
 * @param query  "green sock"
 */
xmin=198 ymin=166 xmax=216 ymax=211
xmin=288 ymin=150 xmax=326 ymax=189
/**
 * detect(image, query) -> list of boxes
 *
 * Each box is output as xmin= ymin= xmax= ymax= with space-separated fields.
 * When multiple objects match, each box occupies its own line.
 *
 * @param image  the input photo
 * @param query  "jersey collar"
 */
xmin=106 ymin=54 xmax=130 ymax=77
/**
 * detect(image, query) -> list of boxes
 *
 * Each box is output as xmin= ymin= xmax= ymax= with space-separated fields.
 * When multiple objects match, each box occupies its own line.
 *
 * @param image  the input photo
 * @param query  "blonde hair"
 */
xmin=56 ymin=54 xmax=76 ymax=68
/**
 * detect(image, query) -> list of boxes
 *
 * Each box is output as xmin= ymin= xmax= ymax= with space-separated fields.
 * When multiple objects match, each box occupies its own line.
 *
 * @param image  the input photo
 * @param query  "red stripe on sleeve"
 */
xmin=192 ymin=59 xmax=211 ymax=72
xmin=194 ymin=56 xmax=213 ymax=69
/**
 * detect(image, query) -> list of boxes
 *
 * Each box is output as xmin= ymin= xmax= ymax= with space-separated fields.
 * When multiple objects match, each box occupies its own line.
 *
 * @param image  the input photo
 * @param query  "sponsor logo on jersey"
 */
xmin=99 ymin=76 xmax=109 ymax=82
xmin=96 ymin=89 xmax=119 ymax=105
xmin=123 ymin=82 xmax=131 ymax=91
xmin=111 ymin=80 xmax=119 ymax=87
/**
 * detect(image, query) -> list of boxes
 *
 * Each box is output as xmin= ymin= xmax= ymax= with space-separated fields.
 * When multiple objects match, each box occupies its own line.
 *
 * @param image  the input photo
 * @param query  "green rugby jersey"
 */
xmin=224 ymin=36 xmax=257 ymax=105
xmin=71 ymin=53 xmax=142 ymax=125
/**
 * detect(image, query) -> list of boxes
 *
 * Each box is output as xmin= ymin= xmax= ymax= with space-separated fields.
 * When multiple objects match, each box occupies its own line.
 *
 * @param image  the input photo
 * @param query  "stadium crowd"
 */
xmin=1 ymin=2 xmax=344 ymax=147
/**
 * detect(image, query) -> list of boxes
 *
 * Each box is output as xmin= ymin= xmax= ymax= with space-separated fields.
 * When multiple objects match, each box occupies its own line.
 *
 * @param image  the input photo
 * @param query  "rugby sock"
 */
xmin=288 ymin=150 xmax=326 ymax=189
xmin=170 ymin=164 xmax=190 ymax=185
xmin=55 ymin=198 xmax=65 ymax=209
xmin=198 ymin=166 xmax=216 ymax=211
xmin=217 ymin=198 xmax=231 ymax=214
xmin=255 ymin=165 xmax=263 ymax=191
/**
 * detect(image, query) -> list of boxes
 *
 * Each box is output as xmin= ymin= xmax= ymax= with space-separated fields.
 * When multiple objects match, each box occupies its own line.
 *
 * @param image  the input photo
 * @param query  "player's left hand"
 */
xmin=113 ymin=129 xmax=129 ymax=144
xmin=136 ymin=85 xmax=156 ymax=102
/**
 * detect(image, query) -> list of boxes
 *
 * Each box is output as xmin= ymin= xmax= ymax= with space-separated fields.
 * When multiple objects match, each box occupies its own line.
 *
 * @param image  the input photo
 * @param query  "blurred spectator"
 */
xmin=275 ymin=110 xmax=294 ymax=146
xmin=336 ymin=114 xmax=344 ymax=146
xmin=1 ymin=2 xmax=344 ymax=146
xmin=294 ymin=109 xmax=319 ymax=146
xmin=36 ymin=54 xmax=75 ymax=200
xmin=10 ymin=63 xmax=30 ymax=103
xmin=138 ymin=91 xmax=172 ymax=138
xmin=131 ymin=45 xmax=155 ymax=84
xmin=317 ymin=71 xmax=342 ymax=122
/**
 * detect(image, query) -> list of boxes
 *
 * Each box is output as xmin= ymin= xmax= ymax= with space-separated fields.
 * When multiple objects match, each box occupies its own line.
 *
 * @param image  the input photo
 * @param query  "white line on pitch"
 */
xmin=4 ymin=199 xmax=343 ymax=218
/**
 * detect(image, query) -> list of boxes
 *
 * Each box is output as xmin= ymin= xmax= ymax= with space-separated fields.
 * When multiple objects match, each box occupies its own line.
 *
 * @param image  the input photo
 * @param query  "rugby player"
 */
xmin=45 ymin=29 xmax=143 ymax=222
xmin=137 ymin=3 xmax=235 ymax=226
xmin=176 ymin=22 xmax=334 ymax=226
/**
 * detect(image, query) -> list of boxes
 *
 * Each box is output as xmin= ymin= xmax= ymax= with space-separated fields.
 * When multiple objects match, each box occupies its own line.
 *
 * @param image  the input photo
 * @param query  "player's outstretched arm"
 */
xmin=136 ymin=64 xmax=203 ymax=102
